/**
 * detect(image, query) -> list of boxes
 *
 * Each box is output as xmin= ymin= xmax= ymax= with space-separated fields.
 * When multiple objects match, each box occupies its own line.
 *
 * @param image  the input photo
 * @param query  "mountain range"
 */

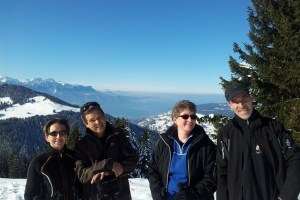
xmin=0 ymin=76 xmax=233 ymax=135
xmin=0 ymin=76 xmax=227 ymax=119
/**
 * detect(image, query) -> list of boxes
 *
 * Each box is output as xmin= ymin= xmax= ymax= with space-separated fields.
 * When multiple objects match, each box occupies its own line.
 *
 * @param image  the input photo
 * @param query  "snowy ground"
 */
xmin=0 ymin=178 xmax=152 ymax=200
xmin=1 ymin=178 xmax=298 ymax=200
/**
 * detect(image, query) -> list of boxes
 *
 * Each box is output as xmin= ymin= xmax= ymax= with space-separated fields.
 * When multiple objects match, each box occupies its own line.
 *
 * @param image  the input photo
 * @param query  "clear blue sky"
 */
xmin=0 ymin=0 xmax=251 ymax=94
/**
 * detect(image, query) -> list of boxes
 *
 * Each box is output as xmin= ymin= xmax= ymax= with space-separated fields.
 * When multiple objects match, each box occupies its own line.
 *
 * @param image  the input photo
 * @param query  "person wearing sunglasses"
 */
xmin=74 ymin=101 xmax=138 ymax=200
xmin=148 ymin=100 xmax=216 ymax=200
xmin=24 ymin=118 xmax=81 ymax=200
xmin=216 ymin=83 xmax=300 ymax=200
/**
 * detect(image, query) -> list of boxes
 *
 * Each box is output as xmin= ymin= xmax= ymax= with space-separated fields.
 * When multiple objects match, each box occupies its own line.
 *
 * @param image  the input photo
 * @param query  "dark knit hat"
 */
xmin=225 ymin=83 xmax=249 ymax=101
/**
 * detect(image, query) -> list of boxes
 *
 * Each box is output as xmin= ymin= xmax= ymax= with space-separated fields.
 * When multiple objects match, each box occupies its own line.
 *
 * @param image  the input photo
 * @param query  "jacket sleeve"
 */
xmin=192 ymin=141 xmax=217 ymax=200
xmin=276 ymin=122 xmax=300 ymax=200
xmin=148 ymin=140 xmax=166 ymax=200
xmin=216 ymin=129 xmax=229 ymax=200
xmin=74 ymin=142 xmax=113 ymax=184
xmin=119 ymin=132 xmax=138 ymax=174
xmin=24 ymin=158 xmax=42 ymax=200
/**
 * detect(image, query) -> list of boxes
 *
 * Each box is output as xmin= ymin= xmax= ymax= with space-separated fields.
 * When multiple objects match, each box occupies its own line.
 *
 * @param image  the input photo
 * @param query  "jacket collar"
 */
xmin=233 ymin=109 xmax=263 ymax=129
xmin=45 ymin=146 xmax=65 ymax=157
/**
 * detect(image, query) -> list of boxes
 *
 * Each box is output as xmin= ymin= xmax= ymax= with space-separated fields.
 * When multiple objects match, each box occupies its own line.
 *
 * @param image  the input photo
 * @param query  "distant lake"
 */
xmin=101 ymin=93 xmax=226 ymax=120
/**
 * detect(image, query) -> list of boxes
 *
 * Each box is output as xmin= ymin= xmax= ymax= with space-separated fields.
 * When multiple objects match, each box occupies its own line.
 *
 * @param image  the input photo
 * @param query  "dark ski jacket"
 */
xmin=216 ymin=110 xmax=300 ymax=200
xmin=74 ymin=122 xmax=138 ymax=200
xmin=148 ymin=125 xmax=216 ymax=200
xmin=24 ymin=146 xmax=80 ymax=200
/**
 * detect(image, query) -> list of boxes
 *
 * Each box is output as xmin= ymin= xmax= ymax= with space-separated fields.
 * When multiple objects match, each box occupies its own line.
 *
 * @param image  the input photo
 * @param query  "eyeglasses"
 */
xmin=178 ymin=114 xmax=197 ymax=120
xmin=80 ymin=101 xmax=101 ymax=114
xmin=48 ymin=130 xmax=67 ymax=137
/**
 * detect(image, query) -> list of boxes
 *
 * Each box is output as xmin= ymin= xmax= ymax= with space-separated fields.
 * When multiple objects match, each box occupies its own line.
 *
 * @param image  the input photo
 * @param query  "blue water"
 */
xmin=101 ymin=93 xmax=226 ymax=120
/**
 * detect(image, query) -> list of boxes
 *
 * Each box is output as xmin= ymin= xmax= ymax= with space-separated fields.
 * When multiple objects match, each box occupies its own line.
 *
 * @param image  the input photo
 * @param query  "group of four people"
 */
xmin=24 ymin=83 xmax=300 ymax=200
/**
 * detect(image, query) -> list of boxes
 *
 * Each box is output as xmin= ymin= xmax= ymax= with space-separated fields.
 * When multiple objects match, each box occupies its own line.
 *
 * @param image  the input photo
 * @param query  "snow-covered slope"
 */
xmin=0 ymin=96 xmax=79 ymax=120
xmin=0 ymin=178 xmax=152 ymax=200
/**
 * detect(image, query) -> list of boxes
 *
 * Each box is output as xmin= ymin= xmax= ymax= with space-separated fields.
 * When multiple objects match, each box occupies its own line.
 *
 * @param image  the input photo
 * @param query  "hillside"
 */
xmin=0 ymin=84 xmax=158 ymax=178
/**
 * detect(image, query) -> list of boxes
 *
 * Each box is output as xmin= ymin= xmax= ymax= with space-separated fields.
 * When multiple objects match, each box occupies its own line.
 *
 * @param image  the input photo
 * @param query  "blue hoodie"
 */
xmin=167 ymin=131 xmax=194 ymax=200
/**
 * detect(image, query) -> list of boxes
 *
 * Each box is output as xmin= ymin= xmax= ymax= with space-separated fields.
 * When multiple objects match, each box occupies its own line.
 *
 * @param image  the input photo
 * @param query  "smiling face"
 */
xmin=173 ymin=108 xmax=196 ymax=136
xmin=84 ymin=109 xmax=107 ymax=138
xmin=45 ymin=123 xmax=68 ymax=150
xmin=228 ymin=93 xmax=254 ymax=120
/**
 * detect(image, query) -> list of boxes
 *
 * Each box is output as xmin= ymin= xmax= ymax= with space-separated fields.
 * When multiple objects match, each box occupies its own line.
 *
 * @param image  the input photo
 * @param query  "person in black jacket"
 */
xmin=24 ymin=118 xmax=80 ymax=200
xmin=216 ymin=83 xmax=300 ymax=200
xmin=148 ymin=100 xmax=216 ymax=200
xmin=74 ymin=101 xmax=138 ymax=200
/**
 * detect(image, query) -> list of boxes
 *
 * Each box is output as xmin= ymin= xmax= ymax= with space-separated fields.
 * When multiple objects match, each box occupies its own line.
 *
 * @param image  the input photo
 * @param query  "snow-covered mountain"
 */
xmin=0 ymin=96 xmax=79 ymax=120
xmin=0 ymin=76 xmax=226 ymax=119
xmin=0 ymin=83 xmax=79 ymax=120
xmin=0 ymin=75 xmax=129 ymax=104
xmin=0 ymin=76 xmax=143 ymax=118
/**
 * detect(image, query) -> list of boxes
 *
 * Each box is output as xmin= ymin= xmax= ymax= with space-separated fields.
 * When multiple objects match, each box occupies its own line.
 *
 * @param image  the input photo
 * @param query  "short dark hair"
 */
xmin=43 ymin=118 xmax=70 ymax=135
xmin=80 ymin=101 xmax=105 ymax=123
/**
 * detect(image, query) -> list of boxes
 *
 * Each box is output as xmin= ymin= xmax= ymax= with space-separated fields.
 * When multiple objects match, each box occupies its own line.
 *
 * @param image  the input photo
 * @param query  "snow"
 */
xmin=0 ymin=96 xmax=79 ymax=120
xmin=1 ymin=178 xmax=299 ymax=200
xmin=0 ymin=178 xmax=152 ymax=200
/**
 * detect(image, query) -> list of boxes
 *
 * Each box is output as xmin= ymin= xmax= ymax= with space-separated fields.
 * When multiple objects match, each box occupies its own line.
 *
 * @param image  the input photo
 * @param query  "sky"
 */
xmin=0 ymin=0 xmax=251 ymax=94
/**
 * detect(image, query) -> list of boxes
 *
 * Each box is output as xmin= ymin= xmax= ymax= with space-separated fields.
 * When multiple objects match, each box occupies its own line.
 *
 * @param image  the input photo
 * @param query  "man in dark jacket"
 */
xmin=216 ymin=83 xmax=300 ymax=200
xmin=75 ymin=101 xmax=138 ymax=200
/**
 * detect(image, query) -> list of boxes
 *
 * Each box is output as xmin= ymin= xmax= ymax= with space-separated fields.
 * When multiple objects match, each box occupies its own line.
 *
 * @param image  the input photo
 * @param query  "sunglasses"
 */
xmin=48 ymin=130 xmax=67 ymax=137
xmin=80 ymin=102 xmax=101 ymax=114
xmin=178 ymin=114 xmax=197 ymax=120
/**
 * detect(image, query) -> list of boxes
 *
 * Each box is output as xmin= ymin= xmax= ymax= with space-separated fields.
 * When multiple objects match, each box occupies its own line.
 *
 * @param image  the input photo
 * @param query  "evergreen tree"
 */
xmin=136 ymin=129 xmax=152 ymax=178
xmin=220 ymin=0 xmax=300 ymax=142
xmin=114 ymin=118 xmax=140 ymax=177
xmin=0 ymin=149 xmax=9 ymax=178
xmin=8 ymin=151 xmax=29 ymax=178
xmin=67 ymin=122 xmax=81 ymax=150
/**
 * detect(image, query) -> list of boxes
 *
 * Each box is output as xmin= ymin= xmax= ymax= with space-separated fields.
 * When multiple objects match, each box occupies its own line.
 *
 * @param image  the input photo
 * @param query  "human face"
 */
xmin=84 ymin=109 xmax=106 ymax=138
xmin=228 ymin=93 xmax=253 ymax=120
xmin=45 ymin=123 xmax=68 ymax=150
xmin=173 ymin=109 xmax=196 ymax=136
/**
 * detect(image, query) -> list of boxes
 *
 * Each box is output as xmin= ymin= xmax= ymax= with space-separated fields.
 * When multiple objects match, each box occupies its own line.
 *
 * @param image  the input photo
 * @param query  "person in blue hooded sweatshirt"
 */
xmin=148 ymin=100 xmax=216 ymax=200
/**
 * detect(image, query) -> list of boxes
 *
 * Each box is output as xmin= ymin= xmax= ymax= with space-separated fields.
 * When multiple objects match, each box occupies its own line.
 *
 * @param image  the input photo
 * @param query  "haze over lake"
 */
xmin=103 ymin=92 xmax=226 ymax=119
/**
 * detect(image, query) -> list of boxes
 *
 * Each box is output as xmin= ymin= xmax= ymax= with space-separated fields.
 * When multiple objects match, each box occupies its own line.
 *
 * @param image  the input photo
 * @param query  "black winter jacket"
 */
xmin=74 ymin=122 xmax=138 ymax=200
xmin=24 ymin=146 xmax=79 ymax=200
xmin=148 ymin=125 xmax=216 ymax=200
xmin=216 ymin=110 xmax=300 ymax=200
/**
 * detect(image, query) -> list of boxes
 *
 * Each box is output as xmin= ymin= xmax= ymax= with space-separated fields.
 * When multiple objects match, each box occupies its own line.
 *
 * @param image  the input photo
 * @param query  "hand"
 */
xmin=112 ymin=161 xmax=123 ymax=177
xmin=91 ymin=172 xmax=109 ymax=184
